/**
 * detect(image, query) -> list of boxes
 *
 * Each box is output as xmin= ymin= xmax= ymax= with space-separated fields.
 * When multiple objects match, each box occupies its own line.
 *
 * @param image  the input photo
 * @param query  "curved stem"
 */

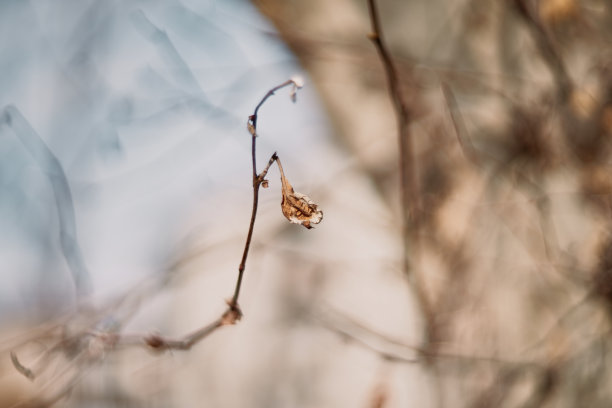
xmin=230 ymin=80 xmax=296 ymax=306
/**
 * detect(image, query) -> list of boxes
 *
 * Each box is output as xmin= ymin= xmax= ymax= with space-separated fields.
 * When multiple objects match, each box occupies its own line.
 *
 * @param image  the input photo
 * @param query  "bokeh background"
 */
xmin=2 ymin=0 xmax=612 ymax=407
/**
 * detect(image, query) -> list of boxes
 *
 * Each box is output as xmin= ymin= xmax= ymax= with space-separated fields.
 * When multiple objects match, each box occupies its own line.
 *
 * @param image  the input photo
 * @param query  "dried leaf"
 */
xmin=282 ymin=190 xmax=323 ymax=229
xmin=247 ymin=121 xmax=256 ymax=136
xmin=276 ymin=157 xmax=323 ymax=229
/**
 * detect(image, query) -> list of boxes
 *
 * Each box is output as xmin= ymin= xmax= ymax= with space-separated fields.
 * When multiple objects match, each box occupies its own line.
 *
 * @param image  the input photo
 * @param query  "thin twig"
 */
xmin=140 ymin=318 xmax=224 ymax=351
xmin=521 ymin=291 xmax=594 ymax=355
xmin=366 ymin=1 xmax=427 ymax=317
xmin=232 ymin=79 xmax=297 ymax=305
xmin=231 ymin=151 xmax=278 ymax=304
xmin=366 ymin=0 xmax=436 ymax=356
xmin=133 ymin=79 xmax=299 ymax=350
xmin=318 ymin=307 xmax=545 ymax=370
xmin=10 ymin=352 xmax=35 ymax=380
xmin=9 ymin=80 xmax=303 ymax=388
xmin=441 ymin=82 xmax=482 ymax=166
xmin=366 ymin=0 xmax=419 ymax=239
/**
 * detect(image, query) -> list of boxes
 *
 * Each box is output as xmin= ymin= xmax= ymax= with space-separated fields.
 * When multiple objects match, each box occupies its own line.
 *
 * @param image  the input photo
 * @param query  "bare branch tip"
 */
xmin=289 ymin=76 xmax=304 ymax=103
xmin=290 ymin=75 xmax=304 ymax=89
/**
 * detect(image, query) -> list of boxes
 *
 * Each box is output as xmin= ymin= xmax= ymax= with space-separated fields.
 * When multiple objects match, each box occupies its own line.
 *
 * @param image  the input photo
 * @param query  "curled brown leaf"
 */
xmin=276 ymin=157 xmax=323 ymax=229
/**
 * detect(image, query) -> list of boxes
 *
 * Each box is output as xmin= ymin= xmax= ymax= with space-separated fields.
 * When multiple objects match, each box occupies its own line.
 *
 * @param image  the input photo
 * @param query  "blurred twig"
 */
xmin=366 ymin=0 xmax=420 ymax=251
xmin=512 ymin=0 xmax=573 ymax=101
xmin=441 ymin=82 xmax=482 ymax=166
xmin=318 ymin=306 xmax=545 ymax=369
xmin=2 ymin=106 xmax=92 ymax=299
xmin=366 ymin=1 xmax=440 ymax=379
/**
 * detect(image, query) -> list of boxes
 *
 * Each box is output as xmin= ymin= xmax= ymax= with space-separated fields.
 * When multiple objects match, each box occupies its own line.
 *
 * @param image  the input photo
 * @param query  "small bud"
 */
xmin=289 ymin=76 xmax=304 ymax=103
xmin=247 ymin=121 xmax=256 ymax=136
xmin=145 ymin=334 xmax=166 ymax=352
xmin=290 ymin=75 xmax=304 ymax=89
xmin=262 ymin=179 xmax=269 ymax=188
xmin=222 ymin=299 xmax=243 ymax=325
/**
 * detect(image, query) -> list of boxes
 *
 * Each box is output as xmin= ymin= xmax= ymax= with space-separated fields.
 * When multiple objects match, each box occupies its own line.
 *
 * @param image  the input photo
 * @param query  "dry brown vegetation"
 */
xmin=253 ymin=0 xmax=612 ymax=406
xmin=3 ymin=0 xmax=612 ymax=406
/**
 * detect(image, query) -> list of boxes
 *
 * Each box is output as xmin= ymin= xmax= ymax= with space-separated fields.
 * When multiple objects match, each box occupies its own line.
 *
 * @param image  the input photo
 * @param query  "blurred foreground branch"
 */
xmin=2 ymin=106 xmax=92 ymax=299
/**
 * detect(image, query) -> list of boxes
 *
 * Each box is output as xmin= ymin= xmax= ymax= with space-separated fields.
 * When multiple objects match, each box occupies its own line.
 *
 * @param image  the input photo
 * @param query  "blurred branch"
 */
xmin=512 ymin=0 xmax=573 ymax=101
xmin=232 ymin=77 xmax=306 ymax=304
xmin=366 ymin=0 xmax=440 ymax=367
xmin=130 ymin=10 xmax=236 ymax=122
xmin=442 ymin=84 xmax=588 ymax=289
xmin=2 ymin=105 xmax=92 ymax=299
xmin=521 ymin=291 xmax=593 ymax=354
xmin=318 ymin=306 xmax=545 ymax=370
xmin=253 ymin=1 xmax=612 ymax=405
xmin=10 ymin=351 xmax=34 ymax=380
xmin=441 ymin=82 xmax=482 ymax=166
xmin=318 ymin=310 xmax=419 ymax=364
xmin=366 ymin=0 xmax=420 ymax=248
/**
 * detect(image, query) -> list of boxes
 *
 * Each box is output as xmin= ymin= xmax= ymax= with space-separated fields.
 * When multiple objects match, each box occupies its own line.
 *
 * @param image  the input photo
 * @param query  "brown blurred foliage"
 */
xmin=254 ymin=0 xmax=612 ymax=406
